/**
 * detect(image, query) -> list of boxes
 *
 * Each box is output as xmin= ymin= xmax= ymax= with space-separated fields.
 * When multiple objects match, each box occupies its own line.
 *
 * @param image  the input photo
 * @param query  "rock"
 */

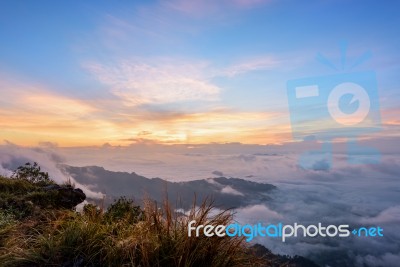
xmin=44 ymin=184 xmax=86 ymax=209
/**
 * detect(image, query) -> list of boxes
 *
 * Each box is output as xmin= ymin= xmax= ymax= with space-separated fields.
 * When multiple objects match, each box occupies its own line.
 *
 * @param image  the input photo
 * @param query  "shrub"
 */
xmin=11 ymin=162 xmax=54 ymax=186
xmin=105 ymin=196 xmax=144 ymax=223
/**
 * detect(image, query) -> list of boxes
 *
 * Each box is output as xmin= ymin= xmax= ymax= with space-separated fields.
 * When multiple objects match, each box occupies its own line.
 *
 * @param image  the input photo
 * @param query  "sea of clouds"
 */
xmin=1 ymin=139 xmax=399 ymax=267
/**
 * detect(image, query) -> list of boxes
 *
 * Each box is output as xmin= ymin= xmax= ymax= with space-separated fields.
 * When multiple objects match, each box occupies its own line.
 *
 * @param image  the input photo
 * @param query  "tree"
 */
xmin=12 ymin=162 xmax=53 ymax=185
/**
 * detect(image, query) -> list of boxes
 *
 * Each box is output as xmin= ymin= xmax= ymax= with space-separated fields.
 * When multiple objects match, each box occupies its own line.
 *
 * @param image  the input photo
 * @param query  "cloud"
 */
xmin=83 ymin=59 xmax=221 ymax=106
xmin=0 ymin=142 xmax=103 ymax=199
xmin=0 ymin=76 xmax=117 ymax=146
xmin=221 ymin=185 xmax=244 ymax=196
xmin=212 ymin=170 xmax=224 ymax=176
xmin=220 ymin=56 xmax=281 ymax=77
xmin=71 ymin=8 xmax=291 ymax=146
xmin=355 ymin=253 xmax=400 ymax=267
xmin=0 ymin=164 xmax=12 ymax=177
xmin=235 ymin=204 xmax=283 ymax=221
xmin=360 ymin=206 xmax=400 ymax=224
xmin=0 ymin=139 xmax=396 ymax=266
xmin=0 ymin=76 xmax=96 ymax=120
xmin=52 ymin=140 xmax=400 ymax=266
xmin=1 ymin=72 xmax=290 ymax=146
xmin=163 ymin=0 xmax=271 ymax=17
xmin=233 ymin=0 xmax=270 ymax=8
xmin=311 ymin=159 xmax=330 ymax=171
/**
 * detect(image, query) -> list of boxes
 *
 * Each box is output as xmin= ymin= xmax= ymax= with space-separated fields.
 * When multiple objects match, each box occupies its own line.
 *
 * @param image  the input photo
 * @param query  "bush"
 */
xmin=11 ymin=162 xmax=54 ymax=186
xmin=105 ymin=196 xmax=144 ymax=223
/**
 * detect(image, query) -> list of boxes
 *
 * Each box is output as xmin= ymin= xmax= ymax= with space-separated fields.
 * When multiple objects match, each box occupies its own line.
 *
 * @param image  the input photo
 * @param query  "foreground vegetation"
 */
xmin=0 ymin=163 xmax=319 ymax=267
xmin=0 ymin=163 xmax=261 ymax=267
xmin=1 ymin=197 xmax=257 ymax=266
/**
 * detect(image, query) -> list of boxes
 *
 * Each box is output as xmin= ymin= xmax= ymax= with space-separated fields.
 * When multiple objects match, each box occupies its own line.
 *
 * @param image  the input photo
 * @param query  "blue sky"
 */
xmin=0 ymin=0 xmax=399 ymax=146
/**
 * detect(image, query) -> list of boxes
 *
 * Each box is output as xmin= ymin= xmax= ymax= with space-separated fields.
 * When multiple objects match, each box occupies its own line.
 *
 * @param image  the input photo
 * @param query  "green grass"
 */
xmin=0 ymin=175 xmax=263 ymax=267
xmin=0 ymin=176 xmax=58 ymax=219
xmin=0 ymin=198 xmax=262 ymax=267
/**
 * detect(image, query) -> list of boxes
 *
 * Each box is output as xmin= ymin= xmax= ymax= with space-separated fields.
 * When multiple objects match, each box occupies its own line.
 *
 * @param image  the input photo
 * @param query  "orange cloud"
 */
xmin=113 ymin=109 xmax=291 ymax=145
xmin=0 ymin=79 xmax=114 ymax=146
xmin=382 ymin=107 xmax=400 ymax=125
xmin=0 ymin=75 xmax=290 ymax=146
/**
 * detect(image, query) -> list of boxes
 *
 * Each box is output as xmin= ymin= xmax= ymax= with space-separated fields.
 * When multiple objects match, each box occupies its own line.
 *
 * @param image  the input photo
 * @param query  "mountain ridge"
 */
xmin=62 ymin=165 xmax=276 ymax=209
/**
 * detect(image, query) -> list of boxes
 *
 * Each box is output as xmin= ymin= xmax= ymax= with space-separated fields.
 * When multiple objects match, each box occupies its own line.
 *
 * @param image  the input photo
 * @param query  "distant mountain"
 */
xmin=62 ymin=165 xmax=276 ymax=209
xmin=249 ymin=244 xmax=320 ymax=267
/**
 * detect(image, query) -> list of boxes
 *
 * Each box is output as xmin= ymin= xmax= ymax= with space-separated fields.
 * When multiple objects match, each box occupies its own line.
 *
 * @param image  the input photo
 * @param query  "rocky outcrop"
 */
xmin=44 ymin=184 xmax=86 ymax=209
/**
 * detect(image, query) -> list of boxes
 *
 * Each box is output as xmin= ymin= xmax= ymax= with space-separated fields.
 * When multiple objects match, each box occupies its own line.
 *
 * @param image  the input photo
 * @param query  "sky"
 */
xmin=0 ymin=0 xmax=399 ymax=147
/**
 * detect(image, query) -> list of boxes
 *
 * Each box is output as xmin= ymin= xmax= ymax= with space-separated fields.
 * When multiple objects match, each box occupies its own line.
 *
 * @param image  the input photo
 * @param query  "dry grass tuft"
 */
xmin=0 ymin=196 xmax=264 ymax=267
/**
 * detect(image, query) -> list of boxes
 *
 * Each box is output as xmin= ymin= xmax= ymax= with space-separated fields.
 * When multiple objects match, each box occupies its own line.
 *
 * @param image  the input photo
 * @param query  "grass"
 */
xmin=0 ymin=174 xmax=263 ymax=267
xmin=0 ymin=176 xmax=58 ymax=219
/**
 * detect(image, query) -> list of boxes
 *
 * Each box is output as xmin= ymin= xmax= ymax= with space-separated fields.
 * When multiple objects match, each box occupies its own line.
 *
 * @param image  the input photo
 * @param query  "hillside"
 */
xmin=0 ymin=164 xmax=319 ymax=267
xmin=63 ymin=165 xmax=276 ymax=209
